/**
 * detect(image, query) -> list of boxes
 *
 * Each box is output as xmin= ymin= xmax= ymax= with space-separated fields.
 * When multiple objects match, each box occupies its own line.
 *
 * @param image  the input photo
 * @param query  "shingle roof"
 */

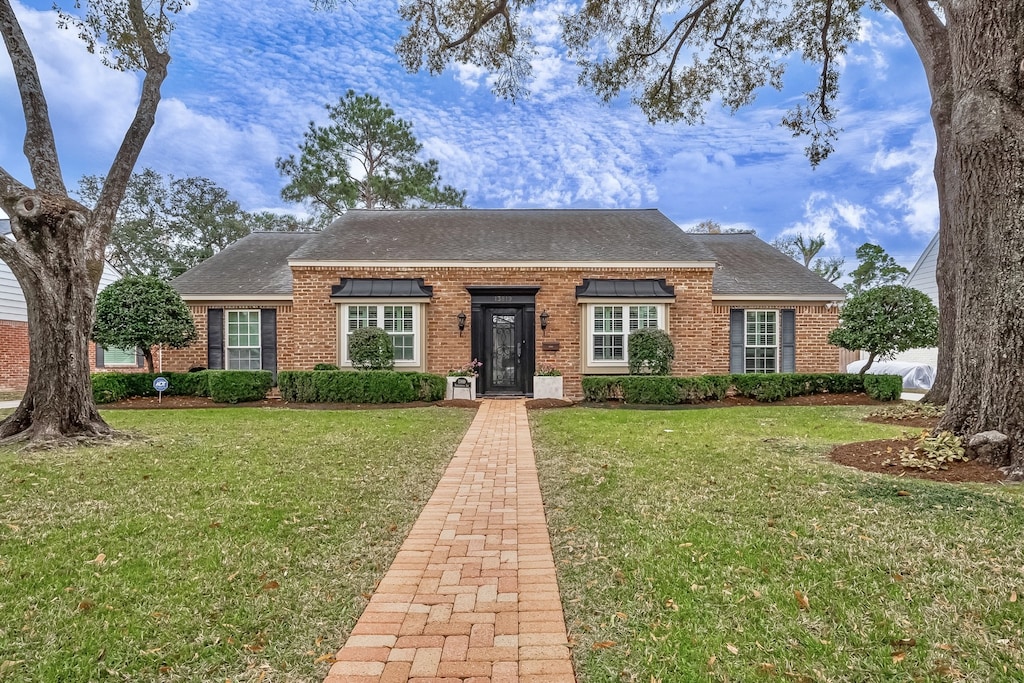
xmin=689 ymin=233 xmax=847 ymax=298
xmin=172 ymin=232 xmax=315 ymax=296
xmin=287 ymin=209 xmax=717 ymax=262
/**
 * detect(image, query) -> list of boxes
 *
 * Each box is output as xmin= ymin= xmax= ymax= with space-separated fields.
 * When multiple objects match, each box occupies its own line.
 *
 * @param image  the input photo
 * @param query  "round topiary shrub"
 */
xmin=628 ymin=328 xmax=675 ymax=375
xmin=348 ymin=327 xmax=395 ymax=370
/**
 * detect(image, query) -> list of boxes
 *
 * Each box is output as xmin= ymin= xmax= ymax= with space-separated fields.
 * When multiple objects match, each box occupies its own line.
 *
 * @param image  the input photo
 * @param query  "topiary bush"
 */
xmin=348 ymin=327 xmax=395 ymax=370
xmin=277 ymin=371 xmax=445 ymax=403
xmin=206 ymin=371 xmax=273 ymax=403
xmin=628 ymin=328 xmax=675 ymax=375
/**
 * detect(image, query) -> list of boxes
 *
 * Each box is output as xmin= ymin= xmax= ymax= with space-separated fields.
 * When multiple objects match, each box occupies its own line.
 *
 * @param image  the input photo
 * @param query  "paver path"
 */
xmin=325 ymin=398 xmax=575 ymax=683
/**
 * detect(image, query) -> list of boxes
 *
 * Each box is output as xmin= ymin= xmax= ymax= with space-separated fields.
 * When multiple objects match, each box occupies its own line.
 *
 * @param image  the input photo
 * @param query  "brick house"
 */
xmin=164 ymin=209 xmax=846 ymax=399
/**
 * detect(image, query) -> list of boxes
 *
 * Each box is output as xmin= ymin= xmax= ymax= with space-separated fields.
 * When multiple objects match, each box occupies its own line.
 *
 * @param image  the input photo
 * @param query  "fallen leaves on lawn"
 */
xmin=592 ymin=641 xmax=616 ymax=649
xmin=86 ymin=553 xmax=105 ymax=565
xmin=794 ymin=590 xmax=810 ymax=611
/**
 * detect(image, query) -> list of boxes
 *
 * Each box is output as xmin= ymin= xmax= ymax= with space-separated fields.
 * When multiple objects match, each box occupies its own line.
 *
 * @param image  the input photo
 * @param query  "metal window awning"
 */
xmin=575 ymin=278 xmax=675 ymax=298
xmin=331 ymin=278 xmax=434 ymax=299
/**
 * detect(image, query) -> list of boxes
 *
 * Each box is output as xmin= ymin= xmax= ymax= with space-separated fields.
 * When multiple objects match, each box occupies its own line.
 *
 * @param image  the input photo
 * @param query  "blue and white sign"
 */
xmin=153 ymin=377 xmax=169 ymax=392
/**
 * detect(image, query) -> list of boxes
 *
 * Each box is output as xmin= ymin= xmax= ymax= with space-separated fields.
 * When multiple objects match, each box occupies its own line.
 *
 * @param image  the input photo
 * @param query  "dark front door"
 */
xmin=482 ymin=307 xmax=526 ymax=395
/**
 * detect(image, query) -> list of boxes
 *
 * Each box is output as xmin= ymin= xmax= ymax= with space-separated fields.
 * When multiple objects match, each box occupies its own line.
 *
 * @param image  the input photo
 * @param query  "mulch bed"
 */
xmin=829 ymin=437 xmax=1008 ymax=484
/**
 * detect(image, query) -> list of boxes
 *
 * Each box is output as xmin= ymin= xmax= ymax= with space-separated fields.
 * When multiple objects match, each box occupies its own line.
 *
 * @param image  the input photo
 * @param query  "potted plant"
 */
xmin=446 ymin=359 xmax=481 ymax=400
xmin=533 ymin=365 xmax=563 ymax=399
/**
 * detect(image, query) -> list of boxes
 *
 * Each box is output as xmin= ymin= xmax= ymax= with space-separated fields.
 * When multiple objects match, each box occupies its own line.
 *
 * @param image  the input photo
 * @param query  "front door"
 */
xmin=482 ymin=307 xmax=526 ymax=395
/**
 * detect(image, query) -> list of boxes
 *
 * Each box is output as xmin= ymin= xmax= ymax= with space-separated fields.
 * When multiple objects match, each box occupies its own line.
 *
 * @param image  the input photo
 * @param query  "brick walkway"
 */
xmin=324 ymin=399 xmax=575 ymax=683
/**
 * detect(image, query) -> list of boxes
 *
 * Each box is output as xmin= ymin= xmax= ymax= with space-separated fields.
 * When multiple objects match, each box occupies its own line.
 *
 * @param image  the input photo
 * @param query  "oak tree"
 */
xmin=391 ymin=0 xmax=1024 ymax=477
xmin=78 ymin=170 xmax=304 ymax=279
xmin=277 ymin=90 xmax=466 ymax=224
xmin=0 ymin=0 xmax=182 ymax=444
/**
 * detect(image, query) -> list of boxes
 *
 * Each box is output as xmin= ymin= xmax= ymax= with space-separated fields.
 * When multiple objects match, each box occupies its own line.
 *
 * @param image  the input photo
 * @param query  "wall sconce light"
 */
xmin=540 ymin=310 xmax=549 ymax=336
xmin=457 ymin=311 xmax=467 ymax=336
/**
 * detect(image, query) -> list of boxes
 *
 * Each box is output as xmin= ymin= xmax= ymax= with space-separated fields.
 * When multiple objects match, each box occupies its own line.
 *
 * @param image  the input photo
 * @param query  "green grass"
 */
xmin=0 ymin=407 xmax=474 ymax=682
xmin=531 ymin=406 xmax=1024 ymax=683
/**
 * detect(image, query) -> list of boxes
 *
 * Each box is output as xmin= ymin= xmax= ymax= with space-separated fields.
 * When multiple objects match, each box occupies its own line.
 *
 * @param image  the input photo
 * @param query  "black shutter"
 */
xmin=208 ymin=308 xmax=224 ymax=370
xmin=729 ymin=309 xmax=745 ymax=373
xmin=136 ymin=348 xmax=145 ymax=368
xmin=96 ymin=345 xmax=105 ymax=368
xmin=781 ymin=309 xmax=796 ymax=373
xmin=260 ymin=308 xmax=277 ymax=380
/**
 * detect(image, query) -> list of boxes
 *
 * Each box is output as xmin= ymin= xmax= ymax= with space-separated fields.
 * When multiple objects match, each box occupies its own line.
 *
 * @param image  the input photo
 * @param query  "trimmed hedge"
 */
xmin=91 ymin=370 xmax=272 ymax=404
xmin=206 ymin=371 xmax=274 ymax=403
xmin=277 ymin=370 xmax=446 ymax=403
xmin=581 ymin=373 xmax=903 ymax=405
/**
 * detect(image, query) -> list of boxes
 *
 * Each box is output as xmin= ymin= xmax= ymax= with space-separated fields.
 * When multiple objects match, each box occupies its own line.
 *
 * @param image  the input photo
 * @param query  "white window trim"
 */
xmin=339 ymin=302 xmax=424 ymax=368
xmin=584 ymin=303 xmax=667 ymax=368
xmin=226 ymin=309 xmax=262 ymax=371
xmin=744 ymin=309 xmax=779 ymax=374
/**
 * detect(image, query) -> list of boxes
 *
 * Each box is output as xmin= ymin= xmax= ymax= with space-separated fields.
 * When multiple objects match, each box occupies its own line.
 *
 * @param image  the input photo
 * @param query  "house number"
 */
xmin=493 ymin=295 xmax=513 ymax=302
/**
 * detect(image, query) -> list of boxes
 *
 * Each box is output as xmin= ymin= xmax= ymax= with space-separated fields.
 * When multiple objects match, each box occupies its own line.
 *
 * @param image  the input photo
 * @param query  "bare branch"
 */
xmin=713 ymin=0 xmax=746 ymax=56
xmin=0 ymin=0 xmax=67 ymax=195
xmin=90 ymin=0 xmax=170 ymax=253
xmin=882 ymin=0 xmax=948 ymax=91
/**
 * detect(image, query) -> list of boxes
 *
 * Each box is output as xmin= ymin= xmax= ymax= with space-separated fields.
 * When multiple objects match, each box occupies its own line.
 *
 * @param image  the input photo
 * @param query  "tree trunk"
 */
xmin=143 ymin=349 xmax=155 ymax=373
xmin=921 ymin=83 xmax=956 ymax=405
xmin=938 ymin=2 xmax=1024 ymax=478
xmin=859 ymin=351 xmax=877 ymax=377
xmin=0 ymin=198 xmax=112 ymax=445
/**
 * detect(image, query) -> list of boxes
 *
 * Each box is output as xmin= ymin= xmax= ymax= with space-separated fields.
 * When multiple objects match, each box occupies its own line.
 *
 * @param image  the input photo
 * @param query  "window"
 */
xmin=343 ymin=304 xmax=420 ymax=365
xmin=101 ymin=346 xmax=138 ymax=367
xmin=227 ymin=310 xmax=261 ymax=370
xmin=745 ymin=310 xmax=778 ymax=373
xmin=589 ymin=304 xmax=663 ymax=364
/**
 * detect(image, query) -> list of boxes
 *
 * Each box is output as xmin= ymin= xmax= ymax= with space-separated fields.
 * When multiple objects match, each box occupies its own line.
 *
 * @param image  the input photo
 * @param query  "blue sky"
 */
xmin=1 ymin=0 xmax=938 ymax=272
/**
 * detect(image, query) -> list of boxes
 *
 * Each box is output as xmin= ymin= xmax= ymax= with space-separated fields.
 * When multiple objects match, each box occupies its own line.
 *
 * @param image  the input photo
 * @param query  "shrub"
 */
xmin=314 ymin=363 xmax=340 ymax=371
xmin=348 ymin=327 xmax=395 ymax=370
xmin=206 ymin=371 xmax=273 ymax=403
xmin=581 ymin=375 xmax=732 ymax=405
xmin=863 ymin=374 xmax=903 ymax=401
xmin=277 ymin=371 xmax=445 ymax=403
xmin=92 ymin=373 xmax=130 ymax=404
xmin=628 ymin=328 xmax=675 ymax=375
xmin=581 ymin=372 xmax=899 ymax=405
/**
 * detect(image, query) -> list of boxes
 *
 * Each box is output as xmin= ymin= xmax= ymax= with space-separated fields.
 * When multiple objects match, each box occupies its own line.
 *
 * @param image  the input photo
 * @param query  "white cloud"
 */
xmin=871 ymin=125 xmax=939 ymax=238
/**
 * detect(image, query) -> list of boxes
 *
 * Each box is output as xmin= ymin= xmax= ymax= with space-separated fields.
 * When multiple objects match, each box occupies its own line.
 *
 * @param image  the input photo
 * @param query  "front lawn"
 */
xmin=0 ymin=407 xmax=474 ymax=682
xmin=532 ymin=406 xmax=1024 ymax=682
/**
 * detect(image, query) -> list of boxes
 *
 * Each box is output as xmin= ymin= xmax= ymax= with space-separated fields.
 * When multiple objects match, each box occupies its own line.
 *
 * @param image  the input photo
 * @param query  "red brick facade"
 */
xmin=0 ymin=319 xmax=150 ymax=391
xmin=161 ymin=266 xmax=843 ymax=399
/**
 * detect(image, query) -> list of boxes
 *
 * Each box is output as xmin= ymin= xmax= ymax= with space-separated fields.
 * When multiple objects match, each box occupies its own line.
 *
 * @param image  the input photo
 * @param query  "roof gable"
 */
xmin=171 ymin=232 xmax=315 ymax=297
xmin=688 ymin=233 xmax=846 ymax=299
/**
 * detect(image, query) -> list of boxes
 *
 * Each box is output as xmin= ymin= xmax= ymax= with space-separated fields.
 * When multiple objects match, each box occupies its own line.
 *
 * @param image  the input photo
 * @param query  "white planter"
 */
xmin=533 ymin=375 xmax=563 ymax=400
xmin=446 ymin=375 xmax=477 ymax=400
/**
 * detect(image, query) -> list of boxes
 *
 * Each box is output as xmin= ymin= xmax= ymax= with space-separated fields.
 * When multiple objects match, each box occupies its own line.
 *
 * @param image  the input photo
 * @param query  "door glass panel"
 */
xmin=491 ymin=313 xmax=517 ymax=388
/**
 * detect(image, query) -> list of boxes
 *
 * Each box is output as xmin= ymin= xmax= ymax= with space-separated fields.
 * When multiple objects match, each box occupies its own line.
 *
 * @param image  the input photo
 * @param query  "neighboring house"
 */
xmin=1 ymin=218 xmax=143 ymax=390
xmin=163 ymin=209 xmax=847 ymax=398
xmin=891 ymin=232 xmax=939 ymax=367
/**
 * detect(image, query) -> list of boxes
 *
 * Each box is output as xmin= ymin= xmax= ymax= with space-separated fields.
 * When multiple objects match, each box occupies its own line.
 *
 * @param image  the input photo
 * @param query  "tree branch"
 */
xmin=90 ymin=0 xmax=170 ymax=255
xmin=816 ymin=0 xmax=835 ymax=119
xmin=637 ymin=0 xmax=715 ymax=61
xmin=713 ymin=0 xmax=746 ymax=55
xmin=442 ymin=0 xmax=509 ymax=51
xmin=881 ymin=0 xmax=947 ymax=91
xmin=0 ymin=0 xmax=67 ymax=195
